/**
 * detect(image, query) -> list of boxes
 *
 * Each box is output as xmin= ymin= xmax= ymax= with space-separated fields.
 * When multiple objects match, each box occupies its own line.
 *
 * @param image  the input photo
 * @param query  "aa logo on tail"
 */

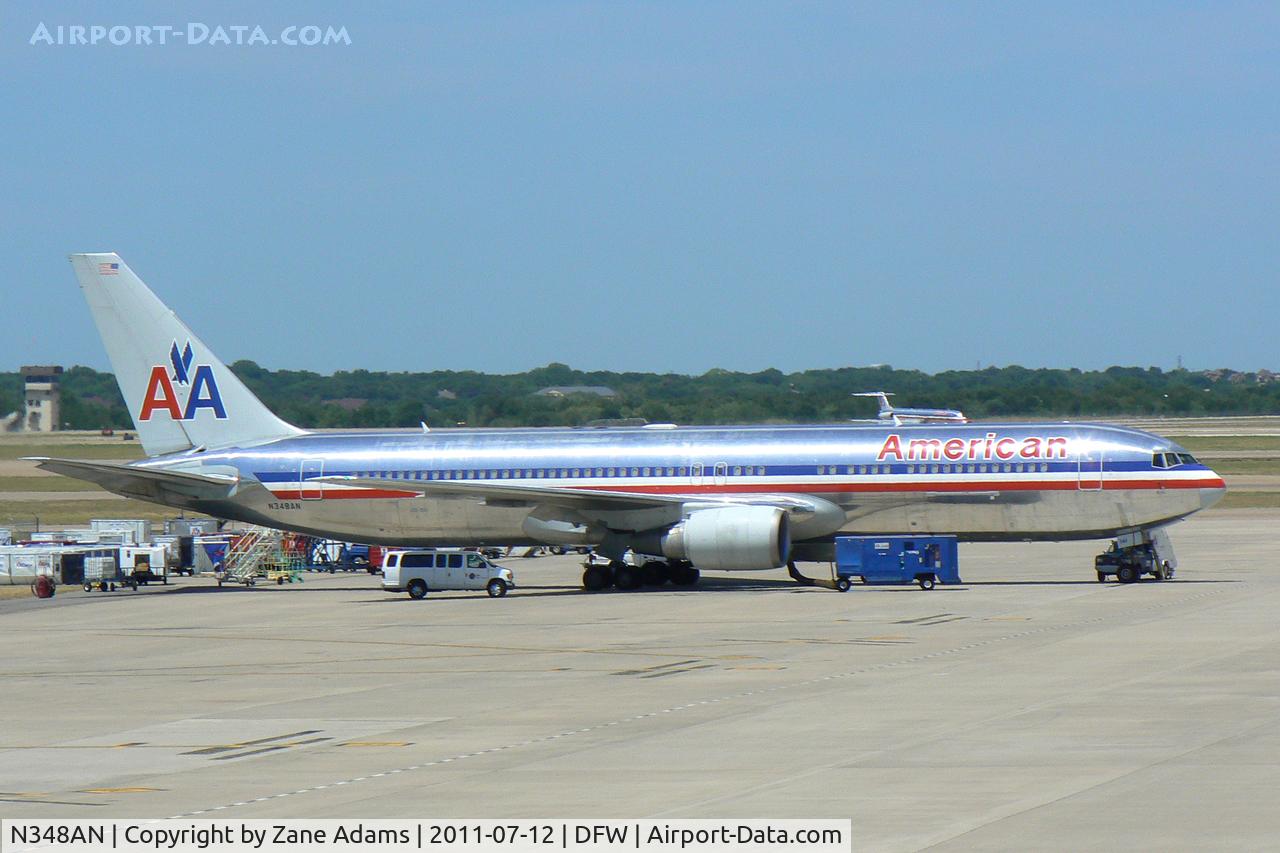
xmin=139 ymin=340 xmax=227 ymax=421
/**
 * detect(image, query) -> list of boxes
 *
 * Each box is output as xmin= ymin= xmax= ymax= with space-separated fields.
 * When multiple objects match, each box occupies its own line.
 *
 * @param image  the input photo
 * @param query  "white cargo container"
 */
xmin=0 ymin=548 xmax=59 ymax=584
xmin=91 ymin=519 xmax=151 ymax=545
xmin=119 ymin=545 xmax=168 ymax=584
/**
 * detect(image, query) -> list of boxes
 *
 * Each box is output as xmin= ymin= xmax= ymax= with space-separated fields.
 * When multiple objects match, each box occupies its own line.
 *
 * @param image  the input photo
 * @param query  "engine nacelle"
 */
xmin=633 ymin=505 xmax=791 ymax=571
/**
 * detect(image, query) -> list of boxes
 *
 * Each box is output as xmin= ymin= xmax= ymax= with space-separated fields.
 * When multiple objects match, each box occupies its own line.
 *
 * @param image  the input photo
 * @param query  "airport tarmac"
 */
xmin=1 ymin=510 xmax=1278 ymax=851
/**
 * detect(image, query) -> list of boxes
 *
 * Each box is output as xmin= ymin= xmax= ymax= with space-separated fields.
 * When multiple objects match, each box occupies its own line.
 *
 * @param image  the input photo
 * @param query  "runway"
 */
xmin=1 ymin=510 xmax=1277 ymax=850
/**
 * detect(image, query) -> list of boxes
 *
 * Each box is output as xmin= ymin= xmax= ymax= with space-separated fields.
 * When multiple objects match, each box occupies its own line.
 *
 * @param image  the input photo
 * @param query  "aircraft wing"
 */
xmin=318 ymin=476 xmax=826 ymax=514
xmin=25 ymin=457 xmax=239 ymax=502
xmin=320 ymin=476 xmax=689 ymax=510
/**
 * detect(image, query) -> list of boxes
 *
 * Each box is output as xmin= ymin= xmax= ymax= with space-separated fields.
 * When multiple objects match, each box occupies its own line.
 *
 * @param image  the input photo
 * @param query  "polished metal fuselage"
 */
xmin=135 ymin=421 xmax=1225 ymax=551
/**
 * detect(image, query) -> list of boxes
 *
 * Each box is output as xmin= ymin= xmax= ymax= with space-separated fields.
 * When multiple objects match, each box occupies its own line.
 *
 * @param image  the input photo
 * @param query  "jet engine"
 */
xmin=631 ymin=505 xmax=791 ymax=571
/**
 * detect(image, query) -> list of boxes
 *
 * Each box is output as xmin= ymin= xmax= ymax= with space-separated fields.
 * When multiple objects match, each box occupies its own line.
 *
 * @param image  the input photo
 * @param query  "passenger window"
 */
xmin=447 ymin=554 xmax=462 ymax=569
xmin=607 ymin=468 xmax=616 ymax=477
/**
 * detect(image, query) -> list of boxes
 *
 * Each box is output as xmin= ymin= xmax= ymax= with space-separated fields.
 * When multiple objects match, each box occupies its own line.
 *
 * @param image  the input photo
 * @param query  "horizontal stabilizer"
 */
xmin=26 ymin=457 xmax=238 ymax=503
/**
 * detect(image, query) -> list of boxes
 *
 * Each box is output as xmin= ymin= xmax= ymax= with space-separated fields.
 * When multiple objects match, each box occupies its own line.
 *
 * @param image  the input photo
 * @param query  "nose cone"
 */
xmin=1200 ymin=468 xmax=1227 ymax=510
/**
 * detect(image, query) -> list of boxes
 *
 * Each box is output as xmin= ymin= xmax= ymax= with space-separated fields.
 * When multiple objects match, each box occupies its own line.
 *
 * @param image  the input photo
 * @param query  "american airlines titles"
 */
xmin=878 ymin=433 xmax=1069 ymax=462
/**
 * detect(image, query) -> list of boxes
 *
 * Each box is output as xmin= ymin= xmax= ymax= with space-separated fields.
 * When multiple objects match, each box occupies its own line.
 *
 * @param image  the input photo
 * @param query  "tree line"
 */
xmin=1 ymin=362 xmax=1278 ymax=431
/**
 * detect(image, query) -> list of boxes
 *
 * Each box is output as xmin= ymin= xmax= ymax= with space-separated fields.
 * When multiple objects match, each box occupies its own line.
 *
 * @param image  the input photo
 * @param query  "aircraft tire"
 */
xmin=582 ymin=564 xmax=613 ymax=591
xmin=669 ymin=564 xmax=700 ymax=586
xmin=407 ymin=579 xmax=428 ymax=599
xmin=641 ymin=561 xmax=668 ymax=586
xmin=613 ymin=563 xmax=642 ymax=590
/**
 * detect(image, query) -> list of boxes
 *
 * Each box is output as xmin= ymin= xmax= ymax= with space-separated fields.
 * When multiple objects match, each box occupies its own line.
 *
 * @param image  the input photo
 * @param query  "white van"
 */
xmin=382 ymin=549 xmax=515 ymax=599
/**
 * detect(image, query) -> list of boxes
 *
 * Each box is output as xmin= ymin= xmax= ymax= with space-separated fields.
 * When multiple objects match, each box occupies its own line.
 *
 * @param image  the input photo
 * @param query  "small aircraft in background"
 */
xmin=852 ymin=392 xmax=968 ymax=425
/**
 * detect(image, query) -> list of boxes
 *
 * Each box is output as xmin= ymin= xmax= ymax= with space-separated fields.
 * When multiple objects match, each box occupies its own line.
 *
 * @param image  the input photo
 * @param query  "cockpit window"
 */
xmin=1153 ymin=452 xmax=1199 ymax=469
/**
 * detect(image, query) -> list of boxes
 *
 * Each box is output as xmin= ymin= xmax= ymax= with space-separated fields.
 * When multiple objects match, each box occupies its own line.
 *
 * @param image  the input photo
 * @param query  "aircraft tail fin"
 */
xmin=851 ymin=391 xmax=895 ymax=417
xmin=69 ymin=253 xmax=303 ymax=456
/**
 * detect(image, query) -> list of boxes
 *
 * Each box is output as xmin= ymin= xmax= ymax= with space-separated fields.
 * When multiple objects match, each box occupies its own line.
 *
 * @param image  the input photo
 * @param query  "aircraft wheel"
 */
xmin=669 ymin=563 xmax=700 ymax=586
xmin=613 ymin=563 xmax=642 ymax=590
xmin=407 ymin=579 xmax=428 ymax=599
xmin=835 ymin=577 xmax=852 ymax=592
xmin=641 ymin=561 xmax=668 ymax=586
xmin=582 ymin=564 xmax=613 ymax=590
xmin=487 ymin=579 xmax=507 ymax=597
xmin=1117 ymin=564 xmax=1138 ymax=584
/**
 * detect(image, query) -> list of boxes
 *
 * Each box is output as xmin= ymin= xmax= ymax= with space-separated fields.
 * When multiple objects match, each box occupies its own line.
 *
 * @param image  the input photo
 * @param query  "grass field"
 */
xmin=0 ymin=443 xmax=144 ymax=461
xmin=1215 ymin=492 xmax=1280 ymax=509
xmin=0 ymin=476 xmax=104 ymax=492
xmin=1206 ymin=459 xmax=1280 ymax=475
xmin=0 ymin=498 xmax=211 ymax=527
xmin=1166 ymin=435 xmax=1280 ymax=452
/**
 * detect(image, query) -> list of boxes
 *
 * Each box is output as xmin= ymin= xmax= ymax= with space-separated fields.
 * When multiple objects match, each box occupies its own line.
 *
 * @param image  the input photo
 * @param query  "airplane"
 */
xmin=30 ymin=253 xmax=1226 ymax=591
xmin=852 ymin=391 xmax=968 ymax=425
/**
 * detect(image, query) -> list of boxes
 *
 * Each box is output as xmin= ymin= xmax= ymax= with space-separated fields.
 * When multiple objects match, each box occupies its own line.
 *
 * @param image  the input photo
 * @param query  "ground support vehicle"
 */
xmin=1094 ymin=528 xmax=1177 ymax=583
xmin=832 ymin=535 xmax=961 ymax=591
xmin=382 ymin=549 xmax=515 ymax=599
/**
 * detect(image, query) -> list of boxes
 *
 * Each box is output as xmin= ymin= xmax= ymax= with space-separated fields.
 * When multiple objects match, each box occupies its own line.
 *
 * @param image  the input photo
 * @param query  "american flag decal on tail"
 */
xmin=98 ymin=262 xmax=119 ymax=275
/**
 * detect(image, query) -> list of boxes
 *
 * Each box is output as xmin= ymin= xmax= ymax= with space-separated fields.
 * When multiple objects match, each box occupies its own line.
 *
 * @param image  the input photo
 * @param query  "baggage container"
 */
xmin=833 ymin=535 xmax=961 ymax=591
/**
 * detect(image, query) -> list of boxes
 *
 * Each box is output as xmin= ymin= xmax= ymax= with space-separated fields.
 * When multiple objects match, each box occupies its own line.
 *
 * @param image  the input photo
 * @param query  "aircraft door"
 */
xmin=300 ymin=459 xmax=324 ymax=500
xmin=1077 ymin=446 xmax=1103 ymax=491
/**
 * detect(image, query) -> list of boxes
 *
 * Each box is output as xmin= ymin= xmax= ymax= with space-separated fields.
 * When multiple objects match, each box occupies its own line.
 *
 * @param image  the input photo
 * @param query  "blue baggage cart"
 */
xmin=833 ymin=535 xmax=960 ymax=591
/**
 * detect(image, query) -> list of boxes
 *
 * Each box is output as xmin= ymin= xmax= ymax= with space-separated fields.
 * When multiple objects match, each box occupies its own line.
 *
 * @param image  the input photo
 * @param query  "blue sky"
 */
xmin=2 ymin=2 xmax=1277 ymax=376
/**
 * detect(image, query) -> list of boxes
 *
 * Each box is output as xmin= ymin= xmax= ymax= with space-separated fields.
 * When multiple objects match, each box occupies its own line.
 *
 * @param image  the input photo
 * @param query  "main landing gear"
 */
xmin=581 ymin=559 xmax=699 ymax=591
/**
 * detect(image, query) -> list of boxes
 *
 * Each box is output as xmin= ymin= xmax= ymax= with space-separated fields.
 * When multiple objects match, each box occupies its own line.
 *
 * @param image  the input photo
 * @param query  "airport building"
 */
xmin=2 ymin=364 xmax=63 ymax=432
